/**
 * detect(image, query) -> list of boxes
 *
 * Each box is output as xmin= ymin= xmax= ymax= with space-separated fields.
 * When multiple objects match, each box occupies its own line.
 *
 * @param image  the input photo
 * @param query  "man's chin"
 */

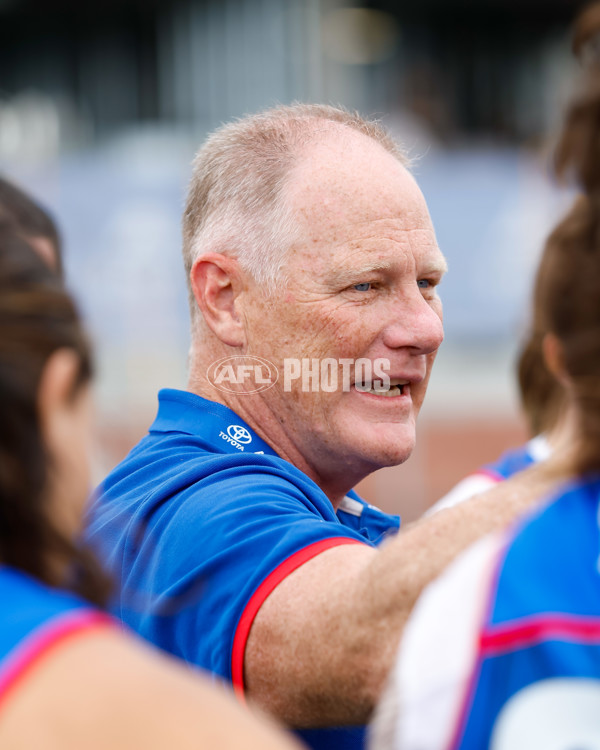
xmin=351 ymin=426 xmax=416 ymax=472
xmin=375 ymin=444 xmax=414 ymax=469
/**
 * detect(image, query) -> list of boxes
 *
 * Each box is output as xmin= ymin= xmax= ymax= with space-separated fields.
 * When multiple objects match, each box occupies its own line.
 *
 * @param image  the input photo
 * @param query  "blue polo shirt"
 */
xmin=86 ymin=389 xmax=400 ymax=750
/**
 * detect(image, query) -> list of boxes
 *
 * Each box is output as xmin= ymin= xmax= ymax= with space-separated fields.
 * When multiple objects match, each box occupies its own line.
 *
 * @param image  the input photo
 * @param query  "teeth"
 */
xmin=354 ymin=379 xmax=409 ymax=396
xmin=363 ymin=384 xmax=404 ymax=397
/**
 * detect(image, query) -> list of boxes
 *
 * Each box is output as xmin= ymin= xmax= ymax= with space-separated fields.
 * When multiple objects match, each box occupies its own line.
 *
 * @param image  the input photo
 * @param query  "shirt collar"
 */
xmin=150 ymin=388 xmax=278 ymax=457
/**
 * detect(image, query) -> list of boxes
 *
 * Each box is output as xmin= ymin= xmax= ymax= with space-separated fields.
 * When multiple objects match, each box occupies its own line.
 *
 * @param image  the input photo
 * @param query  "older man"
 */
xmin=87 ymin=105 xmax=551 ymax=750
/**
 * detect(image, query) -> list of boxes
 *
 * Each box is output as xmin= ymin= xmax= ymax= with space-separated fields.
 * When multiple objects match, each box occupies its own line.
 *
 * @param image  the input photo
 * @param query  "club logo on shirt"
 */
xmin=219 ymin=424 xmax=253 ymax=451
xmin=206 ymin=356 xmax=278 ymax=395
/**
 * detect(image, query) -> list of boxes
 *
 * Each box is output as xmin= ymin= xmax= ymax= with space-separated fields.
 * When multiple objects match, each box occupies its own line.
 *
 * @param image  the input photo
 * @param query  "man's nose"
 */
xmin=382 ymin=291 xmax=444 ymax=354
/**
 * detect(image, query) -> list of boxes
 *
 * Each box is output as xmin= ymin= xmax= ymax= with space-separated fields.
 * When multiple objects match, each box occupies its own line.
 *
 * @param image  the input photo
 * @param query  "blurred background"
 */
xmin=0 ymin=0 xmax=588 ymax=519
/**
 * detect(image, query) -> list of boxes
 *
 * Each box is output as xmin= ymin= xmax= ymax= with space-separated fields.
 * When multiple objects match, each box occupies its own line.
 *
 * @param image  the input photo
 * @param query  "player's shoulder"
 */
xmin=484 ymin=436 xmax=549 ymax=481
xmin=0 ymin=565 xmax=89 ymax=614
xmin=0 ymin=625 xmax=295 ymax=750
xmin=0 ymin=567 xmax=98 ymax=663
xmin=492 ymin=475 xmax=600 ymax=619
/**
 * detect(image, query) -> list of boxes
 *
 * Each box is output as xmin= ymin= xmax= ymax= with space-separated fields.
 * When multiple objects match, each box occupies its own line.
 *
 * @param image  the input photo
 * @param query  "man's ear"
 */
xmin=542 ymin=332 xmax=570 ymax=389
xmin=37 ymin=348 xmax=80 ymax=452
xmin=190 ymin=254 xmax=246 ymax=347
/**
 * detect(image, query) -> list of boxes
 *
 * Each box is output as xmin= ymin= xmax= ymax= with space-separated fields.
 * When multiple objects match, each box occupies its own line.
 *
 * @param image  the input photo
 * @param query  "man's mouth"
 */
xmin=356 ymin=379 xmax=410 ymax=397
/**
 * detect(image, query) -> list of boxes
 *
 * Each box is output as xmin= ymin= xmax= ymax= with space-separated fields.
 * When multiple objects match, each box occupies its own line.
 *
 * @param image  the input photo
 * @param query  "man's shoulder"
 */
xmin=103 ymin=388 xmax=322 ymax=492
xmin=105 ymin=429 xmax=319 ymax=493
xmin=91 ymin=423 xmax=339 ymax=539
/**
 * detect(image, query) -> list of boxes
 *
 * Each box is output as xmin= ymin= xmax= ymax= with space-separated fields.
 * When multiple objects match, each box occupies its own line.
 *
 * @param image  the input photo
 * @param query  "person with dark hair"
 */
xmin=514 ymin=329 xmax=564 ymax=439
xmin=370 ymin=20 xmax=600 ymax=747
xmin=0 ymin=176 xmax=63 ymax=275
xmin=0 ymin=222 xmax=300 ymax=750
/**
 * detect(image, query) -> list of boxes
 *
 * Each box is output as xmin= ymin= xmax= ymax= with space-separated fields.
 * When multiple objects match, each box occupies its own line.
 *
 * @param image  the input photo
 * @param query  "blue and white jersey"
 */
xmin=372 ymin=475 xmax=600 ymax=750
xmin=0 ymin=566 xmax=111 ymax=709
xmin=480 ymin=434 xmax=549 ymax=481
xmin=86 ymin=389 xmax=400 ymax=750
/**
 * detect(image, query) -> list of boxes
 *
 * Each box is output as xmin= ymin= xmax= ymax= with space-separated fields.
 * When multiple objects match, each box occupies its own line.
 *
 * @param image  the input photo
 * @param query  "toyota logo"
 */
xmin=227 ymin=424 xmax=252 ymax=444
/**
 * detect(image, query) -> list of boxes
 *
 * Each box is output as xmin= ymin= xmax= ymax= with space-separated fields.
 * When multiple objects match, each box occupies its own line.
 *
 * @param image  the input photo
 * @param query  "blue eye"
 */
xmin=354 ymin=282 xmax=371 ymax=292
xmin=417 ymin=279 xmax=431 ymax=289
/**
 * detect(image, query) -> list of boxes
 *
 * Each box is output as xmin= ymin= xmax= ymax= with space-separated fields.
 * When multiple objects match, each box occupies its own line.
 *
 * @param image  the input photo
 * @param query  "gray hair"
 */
xmin=182 ymin=103 xmax=406 ymax=322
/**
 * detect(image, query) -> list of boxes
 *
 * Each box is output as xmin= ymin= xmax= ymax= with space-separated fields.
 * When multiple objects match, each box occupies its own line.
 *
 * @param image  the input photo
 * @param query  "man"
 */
xmin=87 ymin=104 xmax=553 ymax=750
xmin=0 ymin=176 xmax=63 ymax=274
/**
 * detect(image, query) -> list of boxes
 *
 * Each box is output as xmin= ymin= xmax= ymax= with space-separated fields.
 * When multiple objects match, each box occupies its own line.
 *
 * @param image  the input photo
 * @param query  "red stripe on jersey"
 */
xmin=480 ymin=614 xmax=600 ymax=655
xmin=231 ymin=536 xmax=364 ymax=700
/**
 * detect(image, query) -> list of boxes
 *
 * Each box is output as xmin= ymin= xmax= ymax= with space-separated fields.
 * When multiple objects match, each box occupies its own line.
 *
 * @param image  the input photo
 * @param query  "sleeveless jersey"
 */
xmin=0 ymin=566 xmax=111 ymax=709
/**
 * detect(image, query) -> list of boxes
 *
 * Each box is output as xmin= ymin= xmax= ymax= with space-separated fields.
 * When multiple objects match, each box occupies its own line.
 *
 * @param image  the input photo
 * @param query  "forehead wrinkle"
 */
xmin=326 ymin=259 xmax=394 ymax=285
xmin=301 ymin=212 xmax=439 ymax=256
xmin=309 ymin=215 xmax=434 ymax=241
xmin=313 ymin=230 xmax=446 ymax=287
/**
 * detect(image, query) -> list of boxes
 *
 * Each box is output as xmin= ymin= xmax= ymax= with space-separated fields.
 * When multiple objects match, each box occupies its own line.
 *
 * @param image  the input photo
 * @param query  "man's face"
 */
xmin=242 ymin=126 xmax=446 ymax=488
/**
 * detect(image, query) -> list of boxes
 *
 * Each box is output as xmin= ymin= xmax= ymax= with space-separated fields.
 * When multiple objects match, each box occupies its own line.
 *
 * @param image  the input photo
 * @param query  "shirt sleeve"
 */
xmin=125 ymin=462 xmax=370 ymax=690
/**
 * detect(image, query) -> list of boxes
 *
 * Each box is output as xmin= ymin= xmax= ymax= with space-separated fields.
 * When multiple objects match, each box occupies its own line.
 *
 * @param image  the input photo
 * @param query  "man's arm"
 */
xmin=245 ymin=464 xmax=560 ymax=727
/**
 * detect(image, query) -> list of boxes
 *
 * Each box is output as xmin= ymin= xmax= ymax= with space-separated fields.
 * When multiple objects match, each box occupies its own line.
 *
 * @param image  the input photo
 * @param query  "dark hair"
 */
xmin=532 ymin=35 xmax=600 ymax=475
xmin=572 ymin=2 xmax=600 ymax=66
xmin=516 ymin=329 xmax=564 ymax=437
xmin=516 ymin=3 xmax=600 ymax=444
xmin=0 ymin=177 xmax=63 ymax=277
xmin=0 ymin=221 xmax=109 ymax=605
